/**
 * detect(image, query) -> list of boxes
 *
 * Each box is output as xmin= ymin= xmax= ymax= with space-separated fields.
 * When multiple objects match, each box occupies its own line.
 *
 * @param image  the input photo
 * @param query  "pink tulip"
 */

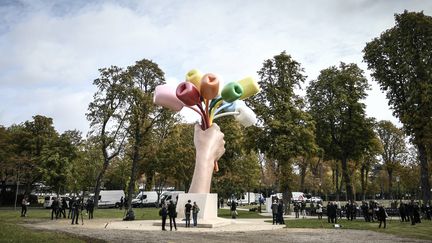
xmin=153 ymin=85 xmax=184 ymax=111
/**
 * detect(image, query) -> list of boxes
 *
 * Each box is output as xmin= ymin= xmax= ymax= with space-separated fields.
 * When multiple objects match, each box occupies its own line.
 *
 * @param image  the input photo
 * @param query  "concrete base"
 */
xmin=176 ymin=193 xmax=218 ymax=220
xmin=153 ymin=193 xmax=224 ymax=228
xmin=153 ymin=217 xmax=232 ymax=228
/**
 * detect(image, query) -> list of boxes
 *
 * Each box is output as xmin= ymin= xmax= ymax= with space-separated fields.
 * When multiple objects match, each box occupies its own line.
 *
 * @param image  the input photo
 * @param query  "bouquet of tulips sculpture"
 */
xmin=153 ymin=69 xmax=260 ymax=172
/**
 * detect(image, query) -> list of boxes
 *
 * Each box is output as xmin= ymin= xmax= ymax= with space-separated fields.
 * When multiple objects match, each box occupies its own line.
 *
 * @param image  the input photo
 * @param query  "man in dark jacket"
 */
xmin=277 ymin=200 xmax=285 ymax=224
xmin=168 ymin=200 xmax=177 ymax=231
xmin=271 ymin=200 xmax=278 ymax=224
xmin=377 ymin=204 xmax=387 ymax=228
xmin=51 ymin=197 xmax=59 ymax=220
xmin=160 ymin=203 xmax=168 ymax=231
xmin=185 ymin=200 xmax=192 ymax=227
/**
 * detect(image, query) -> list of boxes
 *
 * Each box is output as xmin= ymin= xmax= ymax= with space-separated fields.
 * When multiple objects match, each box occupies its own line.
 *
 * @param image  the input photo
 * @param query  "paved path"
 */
xmin=25 ymin=217 xmax=429 ymax=243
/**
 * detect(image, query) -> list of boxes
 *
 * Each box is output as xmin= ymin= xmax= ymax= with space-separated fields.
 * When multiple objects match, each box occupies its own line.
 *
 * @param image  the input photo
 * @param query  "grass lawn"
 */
xmin=282 ymin=218 xmax=432 ymax=241
xmin=218 ymin=208 xmax=270 ymax=218
xmin=0 ymin=208 xmax=89 ymax=243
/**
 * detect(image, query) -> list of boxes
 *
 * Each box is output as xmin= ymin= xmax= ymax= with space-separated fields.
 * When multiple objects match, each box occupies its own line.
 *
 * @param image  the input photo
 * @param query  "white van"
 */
xmin=291 ymin=192 xmax=305 ymax=203
xmin=131 ymin=191 xmax=158 ymax=207
xmin=43 ymin=195 xmax=55 ymax=208
xmin=159 ymin=191 xmax=185 ymax=206
xmin=97 ymin=190 xmax=125 ymax=208
xmin=237 ymin=192 xmax=257 ymax=205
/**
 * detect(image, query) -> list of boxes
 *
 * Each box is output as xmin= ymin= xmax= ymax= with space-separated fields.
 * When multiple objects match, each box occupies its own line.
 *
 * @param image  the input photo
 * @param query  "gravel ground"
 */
xmin=25 ymin=218 xmax=429 ymax=243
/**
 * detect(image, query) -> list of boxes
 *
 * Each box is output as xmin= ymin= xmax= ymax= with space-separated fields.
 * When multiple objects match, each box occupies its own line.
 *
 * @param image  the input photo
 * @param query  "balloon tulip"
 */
xmin=176 ymin=82 xmax=201 ymax=106
xmin=235 ymin=105 xmax=257 ymax=127
xmin=186 ymin=69 xmax=203 ymax=91
xmin=153 ymin=84 xmax=184 ymax=111
xmin=200 ymin=73 xmax=220 ymax=100
xmin=237 ymin=77 xmax=260 ymax=99
xmin=221 ymin=82 xmax=243 ymax=103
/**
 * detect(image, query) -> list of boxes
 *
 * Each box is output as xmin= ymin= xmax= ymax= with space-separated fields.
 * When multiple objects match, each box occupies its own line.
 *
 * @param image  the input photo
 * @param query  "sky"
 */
xmin=1 ymin=0 xmax=431 ymax=134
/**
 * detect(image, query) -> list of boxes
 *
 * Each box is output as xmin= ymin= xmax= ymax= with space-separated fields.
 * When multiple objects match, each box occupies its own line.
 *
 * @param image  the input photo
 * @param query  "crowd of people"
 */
xmin=49 ymin=196 xmax=95 ymax=225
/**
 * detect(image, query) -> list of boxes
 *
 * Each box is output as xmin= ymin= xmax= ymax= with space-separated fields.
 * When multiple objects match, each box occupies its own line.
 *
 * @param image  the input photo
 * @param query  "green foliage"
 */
xmin=306 ymin=62 xmax=374 ymax=200
xmin=248 ymin=51 xmax=317 ymax=201
xmin=363 ymin=10 xmax=432 ymax=202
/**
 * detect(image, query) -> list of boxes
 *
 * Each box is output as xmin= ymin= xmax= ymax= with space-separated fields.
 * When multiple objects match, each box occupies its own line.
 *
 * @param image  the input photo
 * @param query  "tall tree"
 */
xmin=376 ymin=120 xmax=406 ymax=199
xmin=307 ymin=62 xmax=373 ymax=201
xmin=87 ymin=66 xmax=129 ymax=207
xmin=123 ymin=59 xmax=168 ymax=212
xmin=248 ymin=51 xmax=316 ymax=207
xmin=363 ymin=11 xmax=432 ymax=202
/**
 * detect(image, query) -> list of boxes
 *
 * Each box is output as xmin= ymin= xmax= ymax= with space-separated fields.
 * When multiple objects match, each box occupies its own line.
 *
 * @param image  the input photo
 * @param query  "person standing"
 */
xmin=277 ymin=200 xmax=285 ymax=224
xmin=71 ymin=198 xmax=81 ymax=225
xmin=377 ymin=204 xmax=387 ymax=228
xmin=316 ymin=203 xmax=323 ymax=220
xmin=399 ymin=202 xmax=406 ymax=222
xmin=271 ymin=200 xmax=278 ymax=224
xmin=68 ymin=197 xmax=75 ymax=219
xmin=192 ymin=201 xmax=200 ymax=227
xmin=119 ymin=196 xmax=124 ymax=210
xmin=301 ymin=201 xmax=307 ymax=219
xmin=87 ymin=198 xmax=94 ymax=219
xmin=160 ymin=203 xmax=168 ymax=231
xmin=21 ymin=196 xmax=28 ymax=217
xmin=294 ymin=202 xmax=300 ymax=218
xmin=51 ymin=197 xmax=59 ymax=220
xmin=185 ymin=200 xmax=192 ymax=227
xmin=230 ymin=201 xmax=237 ymax=219
xmin=60 ymin=197 xmax=67 ymax=218
xmin=168 ymin=200 xmax=177 ymax=231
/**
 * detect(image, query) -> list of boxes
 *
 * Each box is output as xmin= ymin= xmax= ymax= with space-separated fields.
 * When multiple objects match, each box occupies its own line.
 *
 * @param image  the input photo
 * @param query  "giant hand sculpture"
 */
xmin=153 ymin=69 xmax=260 ymax=193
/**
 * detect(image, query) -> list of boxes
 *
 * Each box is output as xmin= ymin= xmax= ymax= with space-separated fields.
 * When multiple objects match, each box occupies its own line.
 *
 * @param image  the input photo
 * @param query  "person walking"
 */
xmin=160 ymin=203 xmax=168 ymax=231
xmin=185 ymin=200 xmax=192 ymax=227
xmin=119 ymin=196 xmax=124 ymax=210
xmin=271 ymin=200 xmax=278 ymax=224
xmin=60 ymin=197 xmax=67 ymax=218
xmin=168 ymin=200 xmax=177 ymax=231
xmin=377 ymin=204 xmax=387 ymax=228
xmin=192 ymin=201 xmax=200 ymax=227
xmin=21 ymin=196 xmax=28 ymax=217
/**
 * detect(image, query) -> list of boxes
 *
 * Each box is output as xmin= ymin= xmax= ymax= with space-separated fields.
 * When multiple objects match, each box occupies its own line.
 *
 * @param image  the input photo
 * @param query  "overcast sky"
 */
xmin=1 ymin=0 xmax=431 ymax=134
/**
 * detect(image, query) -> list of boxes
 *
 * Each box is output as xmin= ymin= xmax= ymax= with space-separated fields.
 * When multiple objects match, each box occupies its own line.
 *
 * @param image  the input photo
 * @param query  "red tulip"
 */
xmin=176 ymin=82 xmax=201 ymax=106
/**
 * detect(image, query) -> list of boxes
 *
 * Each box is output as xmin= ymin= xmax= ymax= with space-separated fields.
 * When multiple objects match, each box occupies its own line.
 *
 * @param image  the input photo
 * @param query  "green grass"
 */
xmin=281 ymin=218 xmax=432 ymax=241
xmin=0 ymin=209 xmax=90 ymax=243
xmin=217 ymin=208 xmax=270 ymax=218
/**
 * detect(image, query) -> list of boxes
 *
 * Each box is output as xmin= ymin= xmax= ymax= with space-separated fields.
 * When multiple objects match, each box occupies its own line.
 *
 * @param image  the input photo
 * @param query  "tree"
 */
xmin=123 ymin=59 xmax=169 ymax=212
xmin=39 ymin=131 xmax=80 ymax=195
xmin=363 ymin=11 xmax=432 ymax=202
xmin=87 ymin=66 xmax=129 ymax=207
xmin=306 ymin=62 xmax=373 ymax=201
xmin=376 ymin=120 xmax=406 ymax=199
xmin=248 ymin=51 xmax=317 ymax=208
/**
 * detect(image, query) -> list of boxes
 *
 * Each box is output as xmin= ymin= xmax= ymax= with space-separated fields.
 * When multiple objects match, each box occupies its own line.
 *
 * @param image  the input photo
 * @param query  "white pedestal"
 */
xmin=176 ymin=193 xmax=218 ymax=220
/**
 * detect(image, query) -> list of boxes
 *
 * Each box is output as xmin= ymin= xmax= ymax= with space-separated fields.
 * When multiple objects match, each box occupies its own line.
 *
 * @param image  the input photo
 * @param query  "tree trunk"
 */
xmin=387 ymin=168 xmax=393 ymax=200
xmin=299 ymin=159 xmax=307 ymax=192
xmin=360 ymin=166 xmax=366 ymax=201
xmin=417 ymin=144 xmax=431 ymax=203
xmin=280 ymin=162 xmax=292 ymax=214
xmin=93 ymin=157 xmax=109 ymax=208
xmin=335 ymin=163 xmax=340 ymax=201
xmin=341 ymin=157 xmax=353 ymax=201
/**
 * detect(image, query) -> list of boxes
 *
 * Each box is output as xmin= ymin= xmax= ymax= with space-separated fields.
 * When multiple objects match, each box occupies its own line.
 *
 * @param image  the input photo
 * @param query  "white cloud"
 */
xmin=1 ymin=0 xmax=431 ymax=133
